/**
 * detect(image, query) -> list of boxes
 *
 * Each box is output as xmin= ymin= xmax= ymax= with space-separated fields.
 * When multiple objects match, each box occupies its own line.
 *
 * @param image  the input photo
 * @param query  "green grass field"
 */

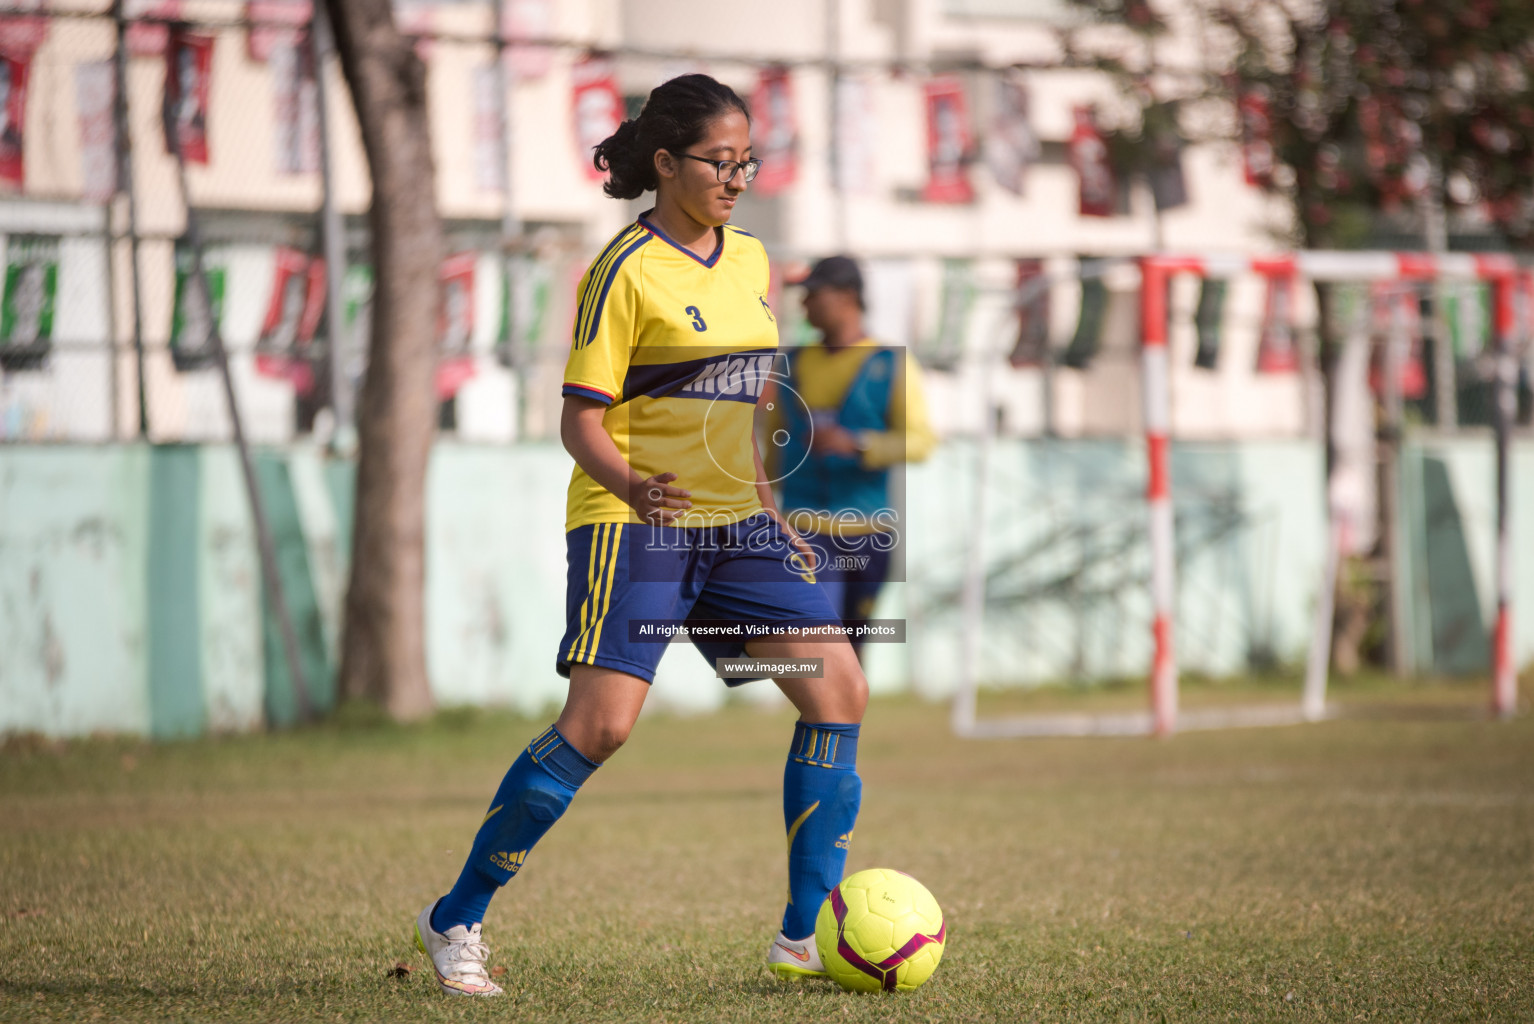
xmin=3 ymin=679 xmax=1531 ymax=1022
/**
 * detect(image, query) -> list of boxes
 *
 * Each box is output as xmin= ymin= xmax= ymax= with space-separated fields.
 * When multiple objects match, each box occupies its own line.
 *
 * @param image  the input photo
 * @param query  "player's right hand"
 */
xmin=632 ymin=472 xmax=692 ymax=526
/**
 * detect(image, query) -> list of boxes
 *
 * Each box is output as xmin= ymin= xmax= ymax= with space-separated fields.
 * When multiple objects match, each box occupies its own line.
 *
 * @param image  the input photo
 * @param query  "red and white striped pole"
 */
xmin=1486 ymin=263 xmax=1519 ymax=718
xmin=1141 ymin=258 xmax=1182 ymax=736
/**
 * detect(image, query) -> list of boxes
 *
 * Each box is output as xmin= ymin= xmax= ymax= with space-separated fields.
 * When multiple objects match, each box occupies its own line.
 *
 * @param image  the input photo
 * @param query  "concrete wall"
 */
xmin=2 ymin=437 xmax=1530 ymax=738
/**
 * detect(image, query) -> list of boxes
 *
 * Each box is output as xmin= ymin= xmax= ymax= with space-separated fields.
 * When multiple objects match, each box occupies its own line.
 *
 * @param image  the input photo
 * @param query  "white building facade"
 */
xmin=0 ymin=0 xmax=1305 ymax=446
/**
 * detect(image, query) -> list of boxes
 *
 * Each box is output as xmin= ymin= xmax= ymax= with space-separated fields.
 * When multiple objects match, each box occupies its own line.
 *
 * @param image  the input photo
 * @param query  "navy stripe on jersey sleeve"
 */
xmin=562 ymin=383 xmax=616 ymax=405
xmin=576 ymin=234 xmax=651 ymax=351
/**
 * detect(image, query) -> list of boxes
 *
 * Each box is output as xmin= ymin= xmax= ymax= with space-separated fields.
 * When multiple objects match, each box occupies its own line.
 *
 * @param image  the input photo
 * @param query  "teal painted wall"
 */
xmin=253 ymin=453 xmax=336 ymax=727
xmin=146 ymin=447 xmax=205 ymax=738
xmin=0 ymin=447 xmax=150 ymax=737
xmin=424 ymin=444 xmax=571 ymax=715
xmin=1 ymin=437 xmax=1529 ymax=737
xmin=197 ymin=449 xmax=264 ymax=732
xmin=883 ymin=439 xmax=1328 ymax=696
xmin=1400 ymin=437 xmax=1534 ymax=676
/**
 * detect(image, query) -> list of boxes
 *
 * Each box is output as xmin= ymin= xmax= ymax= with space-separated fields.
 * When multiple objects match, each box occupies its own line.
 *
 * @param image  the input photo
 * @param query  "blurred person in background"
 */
xmin=766 ymin=256 xmax=936 ymax=658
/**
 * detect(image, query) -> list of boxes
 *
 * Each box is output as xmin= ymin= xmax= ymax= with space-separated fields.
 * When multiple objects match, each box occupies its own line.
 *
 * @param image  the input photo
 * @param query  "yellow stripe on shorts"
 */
xmin=566 ymin=524 xmax=607 ymax=662
xmin=584 ymin=525 xmax=623 ymax=660
xmin=575 ymin=523 xmax=622 ymax=663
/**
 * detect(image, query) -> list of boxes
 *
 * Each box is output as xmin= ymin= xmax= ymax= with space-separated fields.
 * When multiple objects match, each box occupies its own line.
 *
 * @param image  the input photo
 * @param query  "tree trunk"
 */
xmin=324 ymin=0 xmax=441 ymax=720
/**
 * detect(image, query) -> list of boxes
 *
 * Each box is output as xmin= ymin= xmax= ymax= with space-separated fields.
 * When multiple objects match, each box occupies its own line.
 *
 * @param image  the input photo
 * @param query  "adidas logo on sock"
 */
xmin=489 ymin=849 xmax=527 ymax=874
xmin=835 ymin=831 xmax=853 ymax=850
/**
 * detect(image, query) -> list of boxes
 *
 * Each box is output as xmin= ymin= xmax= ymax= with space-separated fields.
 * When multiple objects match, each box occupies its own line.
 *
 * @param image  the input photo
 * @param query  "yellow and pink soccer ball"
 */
xmin=815 ymin=868 xmax=946 ymax=993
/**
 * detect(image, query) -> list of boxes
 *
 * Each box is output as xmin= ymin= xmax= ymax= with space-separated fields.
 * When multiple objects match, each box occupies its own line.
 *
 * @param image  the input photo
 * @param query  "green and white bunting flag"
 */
xmin=0 ymin=234 xmax=58 ymax=370
xmin=921 ymin=259 xmax=974 ymax=369
xmin=339 ymin=262 xmax=373 ymax=386
xmin=1007 ymin=258 xmax=1050 ymax=367
xmin=496 ymin=254 xmax=551 ymax=367
xmin=1062 ymin=263 xmax=1108 ymax=369
xmin=1193 ymin=278 xmax=1226 ymax=370
xmin=343 ymin=263 xmax=372 ymax=333
xmin=1445 ymin=282 xmax=1489 ymax=360
xmin=170 ymin=241 xmax=225 ymax=370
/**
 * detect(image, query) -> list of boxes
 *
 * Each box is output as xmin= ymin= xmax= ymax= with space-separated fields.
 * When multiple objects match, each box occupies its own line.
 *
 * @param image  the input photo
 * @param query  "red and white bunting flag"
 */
xmin=1238 ymin=86 xmax=1274 ymax=187
xmin=833 ymin=75 xmax=874 ymax=195
xmin=572 ymin=55 xmax=622 ymax=183
xmin=473 ymin=64 xmax=503 ymax=194
xmin=439 ymin=252 xmax=477 ymax=353
xmin=750 ymin=66 xmax=797 ymax=196
xmin=271 ymin=36 xmax=318 ymax=175
xmin=125 ymin=0 xmax=180 ymax=58
xmin=0 ymin=0 xmax=49 ymax=60
xmin=0 ymin=50 xmax=31 ymax=189
xmin=1069 ymin=105 xmax=1114 ymax=217
xmin=985 ymin=74 xmax=1038 ymax=196
xmin=437 ymin=253 xmax=479 ymax=399
xmin=77 ymin=61 xmax=117 ymax=202
xmin=1367 ymin=284 xmax=1428 ymax=399
xmin=501 ymin=0 xmax=552 ymax=79
xmin=246 ymin=0 xmax=310 ymax=62
xmin=256 ymin=247 xmax=326 ymax=394
xmin=1008 ymin=258 xmax=1050 ymax=367
xmin=164 ymin=30 xmax=214 ymax=164
xmin=1255 ymin=272 xmax=1300 ymax=373
xmin=921 ymin=75 xmax=973 ymax=204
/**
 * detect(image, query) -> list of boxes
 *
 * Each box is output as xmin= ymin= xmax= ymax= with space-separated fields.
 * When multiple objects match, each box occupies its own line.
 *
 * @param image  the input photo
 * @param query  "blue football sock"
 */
xmin=432 ymin=724 xmax=599 ymax=932
xmin=780 ymin=721 xmax=862 ymax=940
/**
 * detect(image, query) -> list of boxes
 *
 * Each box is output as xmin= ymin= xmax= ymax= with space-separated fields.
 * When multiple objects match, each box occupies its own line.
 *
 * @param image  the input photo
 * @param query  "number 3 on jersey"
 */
xmin=685 ymin=305 xmax=708 ymax=332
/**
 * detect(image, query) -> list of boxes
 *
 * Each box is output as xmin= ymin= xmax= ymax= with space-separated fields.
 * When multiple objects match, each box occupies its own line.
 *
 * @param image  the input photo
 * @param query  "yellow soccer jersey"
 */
xmin=562 ymin=215 xmax=780 ymax=530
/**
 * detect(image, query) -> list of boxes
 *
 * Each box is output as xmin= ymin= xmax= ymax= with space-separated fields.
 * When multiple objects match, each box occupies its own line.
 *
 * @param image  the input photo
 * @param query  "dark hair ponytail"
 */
xmin=593 ymin=74 xmax=750 ymax=200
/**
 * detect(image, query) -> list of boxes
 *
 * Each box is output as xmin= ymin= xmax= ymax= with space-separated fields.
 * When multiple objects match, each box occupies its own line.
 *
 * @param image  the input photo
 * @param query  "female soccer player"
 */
xmin=413 ymin=74 xmax=869 ymax=996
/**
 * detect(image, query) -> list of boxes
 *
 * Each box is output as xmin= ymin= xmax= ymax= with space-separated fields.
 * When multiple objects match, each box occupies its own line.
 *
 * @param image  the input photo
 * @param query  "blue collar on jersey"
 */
xmin=637 ymin=211 xmax=725 ymax=268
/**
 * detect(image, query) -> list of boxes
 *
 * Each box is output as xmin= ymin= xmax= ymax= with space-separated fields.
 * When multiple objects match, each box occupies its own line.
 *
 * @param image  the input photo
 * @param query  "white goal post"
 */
xmin=951 ymin=251 xmax=1525 ymax=739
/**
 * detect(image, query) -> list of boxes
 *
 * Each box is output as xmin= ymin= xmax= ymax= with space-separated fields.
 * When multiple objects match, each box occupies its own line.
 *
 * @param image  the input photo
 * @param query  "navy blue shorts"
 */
xmin=557 ymin=512 xmax=840 ymax=684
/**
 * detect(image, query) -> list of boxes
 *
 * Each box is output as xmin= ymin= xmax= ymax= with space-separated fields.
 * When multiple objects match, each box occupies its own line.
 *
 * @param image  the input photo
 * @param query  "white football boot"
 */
xmin=766 ymin=931 xmax=827 ymax=980
xmin=414 ymin=901 xmax=504 ymax=997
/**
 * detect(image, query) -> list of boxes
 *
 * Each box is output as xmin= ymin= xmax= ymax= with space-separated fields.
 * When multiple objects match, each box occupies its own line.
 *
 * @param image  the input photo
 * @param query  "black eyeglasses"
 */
xmin=675 ymin=152 xmax=763 ymax=184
